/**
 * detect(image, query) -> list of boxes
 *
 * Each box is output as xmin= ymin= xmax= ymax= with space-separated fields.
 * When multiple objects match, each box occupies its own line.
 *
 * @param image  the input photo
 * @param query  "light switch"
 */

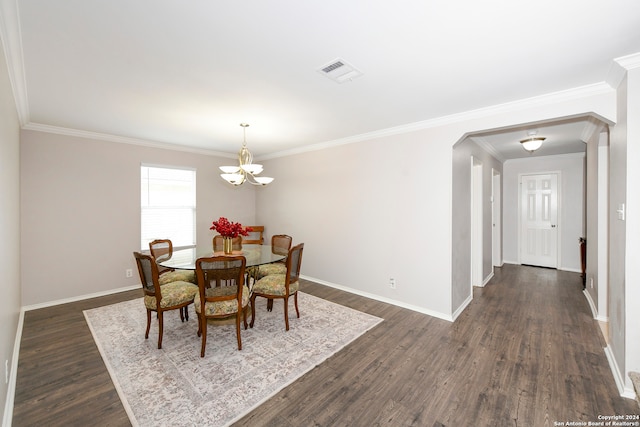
xmin=617 ymin=203 xmax=625 ymax=221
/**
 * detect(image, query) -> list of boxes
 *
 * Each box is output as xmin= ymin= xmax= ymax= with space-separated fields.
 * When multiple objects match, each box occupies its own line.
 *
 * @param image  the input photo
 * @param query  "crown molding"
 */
xmin=260 ymin=82 xmax=613 ymax=160
xmin=607 ymin=52 xmax=640 ymax=88
xmin=19 ymin=82 xmax=614 ymax=163
xmin=504 ymin=151 xmax=585 ymax=164
xmin=470 ymin=136 xmax=505 ymax=162
xmin=580 ymin=116 xmax=605 ymax=143
xmin=615 ymin=52 xmax=640 ymax=70
xmin=22 ymin=122 xmax=236 ymax=158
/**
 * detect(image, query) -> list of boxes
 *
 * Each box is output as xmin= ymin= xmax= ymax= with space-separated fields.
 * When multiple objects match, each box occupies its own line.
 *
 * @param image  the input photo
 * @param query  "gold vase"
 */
xmin=223 ymin=237 xmax=233 ymax=254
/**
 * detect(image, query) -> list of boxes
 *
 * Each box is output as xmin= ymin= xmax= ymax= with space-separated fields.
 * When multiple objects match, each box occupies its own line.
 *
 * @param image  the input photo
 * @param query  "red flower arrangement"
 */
xmin=210 ymin=217 xmax=253 ymax=238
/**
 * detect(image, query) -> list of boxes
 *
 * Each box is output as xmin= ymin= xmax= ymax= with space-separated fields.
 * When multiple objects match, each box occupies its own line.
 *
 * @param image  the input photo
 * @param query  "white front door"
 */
xmin=520 ymin=173 xmax=558 ymax=268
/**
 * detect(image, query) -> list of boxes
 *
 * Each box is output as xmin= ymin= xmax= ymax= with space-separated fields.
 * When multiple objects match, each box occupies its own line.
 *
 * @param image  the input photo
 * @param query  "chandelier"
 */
xmin=220 ymin=123 xmax=274 ymax=186
xmin=520 ymin=131 xmax=546 ymax=153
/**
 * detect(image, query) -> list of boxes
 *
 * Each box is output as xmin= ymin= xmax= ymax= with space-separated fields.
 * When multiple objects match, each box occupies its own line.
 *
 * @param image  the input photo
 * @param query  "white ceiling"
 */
xmin=4 ymin=0 xmax=640 ymax=159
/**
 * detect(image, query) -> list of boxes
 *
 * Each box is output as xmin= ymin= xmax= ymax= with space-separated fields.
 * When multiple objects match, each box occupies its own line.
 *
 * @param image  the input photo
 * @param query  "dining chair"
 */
xmin=250 ymin=243 xmax=304 ymax=331
xmin=255 ymin=234 xmax=292 ymax=278
xmin=133 ymin=251 xmax=199 ymax=349
xmin=194 ymin=255 xmax=249 ymax=356
xmin=242 ymin=225 xmax=265 ymax=245
xmin=212 ymin=235 xmax=242 ymax=252
xmin=148 ymin=239 xmax=196 ymax=284
xmin=247 ymin=234 xmax=292 ymax=311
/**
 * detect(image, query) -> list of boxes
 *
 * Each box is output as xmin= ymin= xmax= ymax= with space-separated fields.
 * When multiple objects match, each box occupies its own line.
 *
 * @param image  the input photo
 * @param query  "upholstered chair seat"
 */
xmin=144 ymin=281 xmax=198 ymax=310
xmin=255 ymin=263 xmax=287 ymax=278
xmin=252 ymin=274 xmax=299 ymax=296
xmin=149 ymin=239 xmax=197 ymax=285
xmin=194 ymin=285 xmax=250 ymax=316
xmin=158 ymin=269 xmax=196 ymax=285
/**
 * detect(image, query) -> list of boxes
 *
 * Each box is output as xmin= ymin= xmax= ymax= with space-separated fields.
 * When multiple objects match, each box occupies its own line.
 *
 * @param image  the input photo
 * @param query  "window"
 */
xmin=141 ymin=165 xmax=196 ymax=250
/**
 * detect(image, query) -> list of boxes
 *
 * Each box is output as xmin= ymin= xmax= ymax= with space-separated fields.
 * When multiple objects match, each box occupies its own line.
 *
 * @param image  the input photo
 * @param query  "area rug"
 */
xmin=84 ymin=292 xmax=383 ymax=426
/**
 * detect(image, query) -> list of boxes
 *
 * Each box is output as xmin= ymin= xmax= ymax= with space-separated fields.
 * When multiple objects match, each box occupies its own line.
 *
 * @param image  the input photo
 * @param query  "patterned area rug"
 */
xmin=84 ymin=292 xmax=382 ymax=426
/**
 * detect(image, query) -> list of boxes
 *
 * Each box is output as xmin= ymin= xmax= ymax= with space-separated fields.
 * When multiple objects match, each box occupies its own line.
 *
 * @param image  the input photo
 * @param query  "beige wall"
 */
xmin=20 ymin=130 xmax=257 ymax=306
xmin=0 ymin=38 xmax=22 ymax=423
xmin=257 ymin=86 xmax=617 ymax=320
xmin=257 ymin=130 xmax=455 ymax=319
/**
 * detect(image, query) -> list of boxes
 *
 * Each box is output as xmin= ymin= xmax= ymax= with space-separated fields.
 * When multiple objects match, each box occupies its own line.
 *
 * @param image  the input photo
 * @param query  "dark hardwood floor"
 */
xmin=12 ymin=264 xmax=639 ymax=426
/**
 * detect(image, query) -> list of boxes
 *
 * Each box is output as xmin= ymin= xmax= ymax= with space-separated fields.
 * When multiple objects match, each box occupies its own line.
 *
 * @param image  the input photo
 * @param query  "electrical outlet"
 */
xmin=590 ymin=277 xmax=594 ymax=289
xmin=126 ymin=268 xmax=133 ymax=278
xmin=389 ymin=278 xmax=396 ymax=289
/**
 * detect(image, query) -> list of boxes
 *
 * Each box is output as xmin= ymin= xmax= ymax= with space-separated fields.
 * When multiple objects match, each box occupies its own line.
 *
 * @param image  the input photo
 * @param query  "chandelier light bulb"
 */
xmin=219 ymin=123 xmax=274 ymax=186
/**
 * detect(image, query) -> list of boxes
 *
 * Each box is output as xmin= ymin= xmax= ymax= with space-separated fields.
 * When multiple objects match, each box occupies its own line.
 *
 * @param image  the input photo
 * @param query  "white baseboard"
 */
xmin=480 ymin=271 xmax=494 ymax=287
xmin=452 ymin=294 xmax=473 ymax=322
xmin=583 ymin=289 xmax=598 ymax=319
xmin=22 ymin=284 xmax=140 ymax=312
xmin=2 ymin=309 xmax=24 ymax=427
xmin=603 ymin=345 xmax=638 ymax=400
xmin=301 ymin=275 xmax=454 ymax=322
xmin=604 ymin=345 xmax=626 ymax=396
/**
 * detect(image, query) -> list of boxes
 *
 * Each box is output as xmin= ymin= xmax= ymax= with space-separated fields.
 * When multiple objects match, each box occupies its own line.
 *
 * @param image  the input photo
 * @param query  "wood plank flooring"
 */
xmin=12 ymin=264 xmax=640 ymax=426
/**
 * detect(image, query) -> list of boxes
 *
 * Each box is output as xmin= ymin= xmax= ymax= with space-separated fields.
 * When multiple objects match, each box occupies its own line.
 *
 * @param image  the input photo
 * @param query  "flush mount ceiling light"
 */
xmin=220 ymin=123 xmax=274 ymax=186
xmin=520 ymin=131 xmax=546 ymax=153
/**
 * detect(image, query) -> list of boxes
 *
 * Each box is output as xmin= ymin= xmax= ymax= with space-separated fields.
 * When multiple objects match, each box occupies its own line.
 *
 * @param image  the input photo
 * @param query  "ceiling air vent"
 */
xmin=317 ymin=58 xmax=363 ymax=83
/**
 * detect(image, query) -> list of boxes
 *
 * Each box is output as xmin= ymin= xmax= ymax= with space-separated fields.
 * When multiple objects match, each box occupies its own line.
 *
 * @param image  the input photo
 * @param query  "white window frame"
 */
xmin=141 ymin=164 xmax=196 ymax=251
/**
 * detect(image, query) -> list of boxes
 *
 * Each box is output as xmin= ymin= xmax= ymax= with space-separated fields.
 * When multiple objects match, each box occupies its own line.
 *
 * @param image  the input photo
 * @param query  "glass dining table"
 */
xmin=158 ymin=244 xmax=283 ymax=316
xmin=157 ymin=244 xmax=285 ymax=271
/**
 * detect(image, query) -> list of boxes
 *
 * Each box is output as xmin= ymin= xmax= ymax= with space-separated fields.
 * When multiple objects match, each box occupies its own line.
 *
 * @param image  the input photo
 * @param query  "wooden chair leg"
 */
xmin=200 ymin=318 xmax=207 ymax=357
xmin=294 ymin=292 xmax=300 ymax=318
xmin=242 ymin=306 xmax=248 ymax=329
xmin=250 ymin=294 xmax=257 ymax=328
xmin=267 ymin=298 xmax=273 ymax=311
xmin=145 ymin=309 xmax=152 ymax=339
xmin=179 ymin=306 xmax=185 ymax=322
xmin=283 ymin=296 xmax=289 ymax=331
xmin=236 ymin=314 xmax=242 ymax=350
xmin=157 ymin=311 xmax=164 ymax=349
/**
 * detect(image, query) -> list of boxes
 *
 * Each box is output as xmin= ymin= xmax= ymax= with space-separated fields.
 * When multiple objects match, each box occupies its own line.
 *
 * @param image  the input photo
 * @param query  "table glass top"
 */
xmin=157 ymin=244 xmax=285 ymax=270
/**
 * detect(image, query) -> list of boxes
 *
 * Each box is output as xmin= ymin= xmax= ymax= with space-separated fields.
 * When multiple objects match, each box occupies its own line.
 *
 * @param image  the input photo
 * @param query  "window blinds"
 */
xmin=141 ymin=165 xmax=196 ymax=250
